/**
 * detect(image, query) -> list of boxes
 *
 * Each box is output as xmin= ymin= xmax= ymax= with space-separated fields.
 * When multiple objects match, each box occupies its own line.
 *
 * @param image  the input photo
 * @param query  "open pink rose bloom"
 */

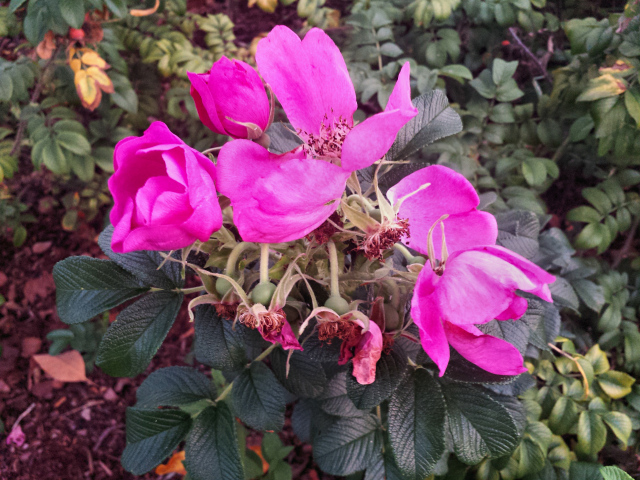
xmin=106 ymin=24 xmax=557 ymax=384
xmin=215 ymin=26 xmax=418 ymax=243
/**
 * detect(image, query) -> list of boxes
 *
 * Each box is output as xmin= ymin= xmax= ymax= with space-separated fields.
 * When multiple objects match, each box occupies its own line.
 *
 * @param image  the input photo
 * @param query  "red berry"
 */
xmin=68 ymin=28 xmax=85 ymax=40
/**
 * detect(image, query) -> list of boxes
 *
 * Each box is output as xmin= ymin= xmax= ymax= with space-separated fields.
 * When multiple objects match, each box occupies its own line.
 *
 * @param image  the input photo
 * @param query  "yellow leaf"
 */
xmin=75 ymin=70 xmax=101 ymax=110
xmin=252 ymin=0 xmax=277 ymax=13
xmin=130 ymin=0 xmax=161 ymax=17
xmin=155 ymin=450 xmax=187 ymax=475
xmin=69 ymin=58 xmax=82 ymax=73
xmin=86 ymin=66 xmax=115 ymax=93
xmin=32 ymin=350 xmax=87 ymax=383
xmin=599 ymin=59 xmax=635 ymax=76
xmin=576 ymin=74 xmax=627 ymax=102
xmin=81 ymin=50 xmax=108 ymax=69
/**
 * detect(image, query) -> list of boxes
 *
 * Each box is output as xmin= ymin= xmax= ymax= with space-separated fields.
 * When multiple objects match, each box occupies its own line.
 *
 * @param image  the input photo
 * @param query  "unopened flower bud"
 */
xmin=188 ymin=57 xmax=270 ymax=139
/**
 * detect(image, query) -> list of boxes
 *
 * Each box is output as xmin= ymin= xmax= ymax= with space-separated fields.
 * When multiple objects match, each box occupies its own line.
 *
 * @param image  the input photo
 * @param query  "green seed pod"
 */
xmin=384 ymin=303 xmax=402 ymax=330
xmin=324 ymin=296 xmax=350 ymax=316
xmin=215 ymin=277 xmax=233 ymax=296
xmin=251 ymin=282 xmax=277 ymax=306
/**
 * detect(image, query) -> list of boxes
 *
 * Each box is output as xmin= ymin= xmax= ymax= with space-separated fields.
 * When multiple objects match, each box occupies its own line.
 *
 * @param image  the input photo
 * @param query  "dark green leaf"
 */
xmin=54 ymin=257 xmax=148 ymax=325
xmin=388 ymin=90 xmax=463 ymax=161
xmin=135 ymin=366 xmax=216 ymax=408
xmin=122 ymin=407 xmax=192 ymax=475
xmin=104 ymin=0 xmax=128 ymax=17
xmin=441 ymin=382 xmax=520 ymax=464
xmin=58 ymin=0 xmax=85 ymax=28
xmin=56 ymin=131 xmax=91 ymax=155
xmin=194 ymin=304 xmax=247 ymax=371
xmin=291 ymin=399 xmax=315 ymax=443
xmin=98 ymin=225 xmax=183 ymax=289
xmin=313 ymin=414 xmax=383 ymax=476
xmin=319 ymin=371 xmax=366 ymax=418
xmin=232 ymin=362 xmax=287 ymax=431
xmin=346 ymin=344 xmax=408 ymax=409
xmin=271 ymin=348 xmax=327 ymax=398
xmin=96 ymin=292 xmax=183 ymax=377
xmin=265 ymin=123 xmax=303 ymax=155
xmin=442 ymin=349 xmax=518 ymax=384
xmin=9 ymin=0 xmax=28 ymax=13
xmin=388 ymin=369 xmax=445 ymax=480
xmin=184 ymin=404 xmax=244 ymax=480
xmin=569 ymin=462 xmax=603 ymax=480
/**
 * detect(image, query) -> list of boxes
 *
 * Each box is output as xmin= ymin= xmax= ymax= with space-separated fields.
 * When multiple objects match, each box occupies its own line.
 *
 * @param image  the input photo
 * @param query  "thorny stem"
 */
xmin=327 ymin=240 xmax=341 ymax=298
xmin=393 ymin=243 xmax=414 ymax=263
xmin=227 ymin=242 xmax=253 ymax=277
xmin=260 ymin=243 xmax=270 ymax=284
xmin=548 ymin=343 xmax=590 ymax=399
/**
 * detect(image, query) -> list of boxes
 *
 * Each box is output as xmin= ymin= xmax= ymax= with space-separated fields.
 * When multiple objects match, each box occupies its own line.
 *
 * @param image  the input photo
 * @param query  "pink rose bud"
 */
xmin=108 ymin=122 xmax=223 ymax=253
xmin=187 ymin=57 xmax=271 ymax=139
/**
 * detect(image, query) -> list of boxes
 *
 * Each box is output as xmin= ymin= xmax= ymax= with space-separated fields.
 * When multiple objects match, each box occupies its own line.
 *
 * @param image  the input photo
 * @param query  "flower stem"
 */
xmin=327 ymin=240 xmax=341 ymax=298
xmin=254 ymin=343 xmax=277 ymax=363
xmin=259 ymin=243 xmax=270 ymax=284
xmin=226 ymin=242 xmax=252 ymax=277
xmin=215 ymin=382 xmax=233 ymax=403
xmin=180 ymin=286 xmax=207 ymax=295
xmin=393 ymin=243 xmax=414 ymax=262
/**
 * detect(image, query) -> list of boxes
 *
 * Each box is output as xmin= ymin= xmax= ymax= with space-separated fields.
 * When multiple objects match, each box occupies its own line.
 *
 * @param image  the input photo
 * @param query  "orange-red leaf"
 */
xmin=32 ymin=350 xmax=87 ymax=383
xmin=155 ymin=450 xmax=187 ymax=475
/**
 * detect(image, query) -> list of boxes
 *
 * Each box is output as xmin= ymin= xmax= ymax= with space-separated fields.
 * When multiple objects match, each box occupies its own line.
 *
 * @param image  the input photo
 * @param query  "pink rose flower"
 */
xmin=188 ymin=57 xmax=271 ymax=139
xmin=216 ymin=26 xmax=418 ymax=243
xmin=412 ymin=245 xmax=556 ymax=376
xmin=108 ymin=122 xmax=223 ymax=253
xmin=387 ymin=165 xmax=498 ymax=257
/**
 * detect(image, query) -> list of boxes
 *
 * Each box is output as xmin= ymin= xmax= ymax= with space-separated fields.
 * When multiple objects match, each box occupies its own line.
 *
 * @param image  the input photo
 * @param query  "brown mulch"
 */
xmin=0 ymin=168 xmax=328 ymax=480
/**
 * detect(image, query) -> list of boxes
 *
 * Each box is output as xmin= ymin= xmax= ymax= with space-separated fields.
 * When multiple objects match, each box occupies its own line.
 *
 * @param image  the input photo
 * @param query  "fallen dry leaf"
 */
xmin=36 ymin=31 xmax=56 ymax=60
xmin=32 ymin=241 xmax=52 ymax=254
xmin=23 ymin=272 xmax=55 ymax=304
xmin=32 ymin=350 xmax=87 ymax=383
xmin=21 ymin=337 xmax=42 ymax=357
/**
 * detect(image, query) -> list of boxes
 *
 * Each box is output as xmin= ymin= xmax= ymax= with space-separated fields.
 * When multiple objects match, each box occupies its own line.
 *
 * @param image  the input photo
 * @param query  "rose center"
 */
xmin=300 ymin=115 xmax=351 ymax=160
